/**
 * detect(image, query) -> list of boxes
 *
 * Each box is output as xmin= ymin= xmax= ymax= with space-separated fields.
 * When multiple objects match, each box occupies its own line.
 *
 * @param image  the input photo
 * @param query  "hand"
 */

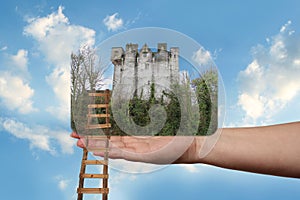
xmin=70 ymin=132 xmax=203 ymax=164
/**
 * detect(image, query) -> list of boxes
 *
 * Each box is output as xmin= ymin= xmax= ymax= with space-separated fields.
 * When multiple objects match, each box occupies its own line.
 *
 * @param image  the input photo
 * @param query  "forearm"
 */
xmin=197 ymin=122 xmax=300 ymax=178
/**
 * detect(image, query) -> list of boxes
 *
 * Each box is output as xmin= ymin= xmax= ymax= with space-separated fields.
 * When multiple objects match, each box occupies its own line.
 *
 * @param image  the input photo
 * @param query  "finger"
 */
xmin=76 ymin=137 xmax=104 ymax=149
xmin=85 ymin=137 xmax=107 ymax=149
xmin=109 ymin=137 xmax=150 ymax=153
xmin=77 ymin=139 xmax=85 ymax=148
xmin=92 ymin=140 xmax=144 ymax=161
xmin=70 ymin=131 xmax=80 ymax=139
xmin=115 ymin=136 xmax=174 ymax=152
xmin=107 ymin=147 xmax=147 ymax=162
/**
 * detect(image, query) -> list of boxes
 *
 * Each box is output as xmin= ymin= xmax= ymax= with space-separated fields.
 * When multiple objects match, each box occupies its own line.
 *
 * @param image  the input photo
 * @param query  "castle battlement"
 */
xmin=111 ymin=43 xmax=179 ymax=65
xmin=111 ymin=43 xmax=179 ymax=98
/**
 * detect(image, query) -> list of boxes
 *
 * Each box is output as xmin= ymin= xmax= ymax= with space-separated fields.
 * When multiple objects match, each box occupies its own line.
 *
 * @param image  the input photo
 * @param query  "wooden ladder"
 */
xmin=77 ymin=90 xmax=111 ymax=200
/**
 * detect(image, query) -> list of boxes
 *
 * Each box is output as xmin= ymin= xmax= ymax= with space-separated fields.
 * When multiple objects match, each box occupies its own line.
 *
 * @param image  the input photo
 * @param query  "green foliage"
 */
xmin=156 ymin=89 xmax=180 ymax=136
xmin=110 ymin=69 xmax=218 ymax=136
xmin=192 ymin=69 xmax=218 ymax=135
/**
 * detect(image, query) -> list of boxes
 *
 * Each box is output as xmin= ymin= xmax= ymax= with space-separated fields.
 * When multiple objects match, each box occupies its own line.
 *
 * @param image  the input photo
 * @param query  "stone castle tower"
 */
xmin=111 ymin=43 xmax=179 ymax=98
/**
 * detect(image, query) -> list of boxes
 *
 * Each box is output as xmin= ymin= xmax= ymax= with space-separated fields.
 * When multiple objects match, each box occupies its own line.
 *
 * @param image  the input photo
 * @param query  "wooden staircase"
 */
xmin=77 ymin=90 xmax=111 ymax=200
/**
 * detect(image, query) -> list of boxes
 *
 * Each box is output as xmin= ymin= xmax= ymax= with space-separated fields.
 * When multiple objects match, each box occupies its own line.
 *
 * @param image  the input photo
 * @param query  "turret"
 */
xmin=156 ymin=43 xmax=168 ymax=62
xmin=125 ymin=43 xmax=138 ymax=64
xmin=139 ymin=43 xmax=152 ymax=63
xmin=111 ymin=47 xmax=124 ymax=65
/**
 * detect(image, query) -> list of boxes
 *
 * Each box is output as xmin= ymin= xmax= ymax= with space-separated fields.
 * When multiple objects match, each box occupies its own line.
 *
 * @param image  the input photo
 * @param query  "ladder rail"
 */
xmin=77 ymin=90 xmax=111 ymax=200
xmin=77 ymin=148 xmax=88 ymax=200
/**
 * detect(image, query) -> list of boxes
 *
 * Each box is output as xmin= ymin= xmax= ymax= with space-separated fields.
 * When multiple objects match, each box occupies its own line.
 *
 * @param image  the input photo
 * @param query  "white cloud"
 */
xmin=0 ymin=117 xmax=76 ymax=155
xmin=280 ymin=20 xmax=291 ymax=33
xmin=123 ymin=11 xmax=142 ymax=28
xmin=238 ymin=93 xmax=265 ymax=120
xmin=23 ymin=6 xmax=95 ymax=121
xmin=192 ymin=47 xmax=212 ymax=66
xmin=0 ymin=71 xmax=37 ymax=114
xmin=103 ymin=13 xmax=123 ymax=31
xmin=1 ymin=118 xmax=54 ymax=153
xmin=53 ymin=130 xmax=75 ymax=154
xmin=45 ymin=67 xmax=70 ymax=122
xmin=238 ymin=20 xmax=300 ymax=125
xmin=24 ymin=6 xmax=68 ymax=41
xmin=108 ymin=169 xmax=137 ymax=193
xmin=24 ymin=6 xmax=95 ymax=66
xmin=58 ymin=179 xmax=68 ymax=190
xmin=0 ymin=46 xmax=8 ymax=51
xmin=9 ymin=49 xmax=28 ymax=72
xmin=6 ymin=49 xmax=31 ymax=80
xmin=180 ymin=164 xmax=200 ymax=173
xmin=55 ymin=175 xmax=70 ymax=191
xmin=0 ymin=49 xmax=36 ymax=114
xmin=108 ymin=159 xmax=161 ymax=173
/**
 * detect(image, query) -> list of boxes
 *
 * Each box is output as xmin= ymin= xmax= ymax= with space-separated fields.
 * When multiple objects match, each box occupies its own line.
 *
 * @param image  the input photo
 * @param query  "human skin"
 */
xmin=71 ymin=121 xmax=300 ymax=178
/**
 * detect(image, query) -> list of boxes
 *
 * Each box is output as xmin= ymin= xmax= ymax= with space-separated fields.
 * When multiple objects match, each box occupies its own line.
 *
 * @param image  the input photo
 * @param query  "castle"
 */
xmin=111 ymin=43 xmax=179 ymax=98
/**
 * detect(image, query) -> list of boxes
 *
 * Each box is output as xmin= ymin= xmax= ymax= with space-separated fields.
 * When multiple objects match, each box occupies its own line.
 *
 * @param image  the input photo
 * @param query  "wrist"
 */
xmin=174 ymin=136 xmax=206 ymax=164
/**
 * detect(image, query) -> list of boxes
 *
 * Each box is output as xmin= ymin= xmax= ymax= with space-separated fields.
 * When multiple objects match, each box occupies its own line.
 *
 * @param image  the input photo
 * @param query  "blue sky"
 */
xmin=1 ymin=0 xmax=300 ymax=200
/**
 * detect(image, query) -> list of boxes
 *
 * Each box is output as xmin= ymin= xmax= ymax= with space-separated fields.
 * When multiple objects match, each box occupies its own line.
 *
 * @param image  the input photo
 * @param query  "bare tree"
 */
xmin=71 ymin=45 xmax=106 ymax=97
xmin=80 ymin=45 xmax=105 ymax=91
xmin=71 ymin=51 xmax=83 ymax=102
xmin=71 ymin=45 xmax=106 ymax=131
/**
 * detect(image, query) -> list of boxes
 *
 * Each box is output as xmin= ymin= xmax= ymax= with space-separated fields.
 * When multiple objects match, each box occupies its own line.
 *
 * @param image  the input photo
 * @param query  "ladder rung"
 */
xmin=87 ymin=135 xmax=109 ymax=140
xmin=80 ymin=174 xmax=109 ymax=179
xmin=87 ymin=147 xmax=109 ymax=152
xmin=86 ymin=124 xmax=111 ymax=129
xmin=87 ymin=114 xmax=110 ymax=118
xmin=89 ymin=93 xmax=109 ymax=97
xmin=88 ymin=104 xmax=109 ymax=108
xmin=77 ymin=188 xmax=109 ymax=194
xmin=83 ymin=160 xmax=108 ymax=165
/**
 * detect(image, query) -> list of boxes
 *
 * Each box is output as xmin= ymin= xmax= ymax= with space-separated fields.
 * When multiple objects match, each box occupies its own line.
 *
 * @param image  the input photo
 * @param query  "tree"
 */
xmin=81 ymin=46 xmax=105 ymax=91
xmin=70 ymin=45 xmax=106 ymax=133
xmin=192 ymin=69 xmax=218 ymax=135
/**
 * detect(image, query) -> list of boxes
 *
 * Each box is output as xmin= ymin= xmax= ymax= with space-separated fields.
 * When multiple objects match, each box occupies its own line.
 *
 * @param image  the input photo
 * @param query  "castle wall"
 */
xmin=111 ymin=43 xmax=179 ymax=99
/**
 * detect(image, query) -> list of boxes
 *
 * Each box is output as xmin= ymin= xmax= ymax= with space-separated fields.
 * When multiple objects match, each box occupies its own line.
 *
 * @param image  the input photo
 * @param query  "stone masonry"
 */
xmin=111 ymin=43 xmax=179 ymax=98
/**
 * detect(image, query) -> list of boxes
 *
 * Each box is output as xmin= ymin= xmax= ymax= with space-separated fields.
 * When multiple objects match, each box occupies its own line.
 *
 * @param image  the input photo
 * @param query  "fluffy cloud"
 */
xmin=53 ymin=130 xmax=75 ymax=154
xmin=238 ymin=21 xmax=300 ymax=125
xmin=24 ymin=6 xmax=95 ymax=66
xmin=103 ymin=13 xmax=123 ymax=31
xmin=9 ymin=49 xmax=28 ymax=72
xmin=45 ymin=67 xmax=70 ymax=122
xmin=6 ymin=49 xmax=31 ymax=80
xmin=0 ymin=71 xmax=37 ymax=114
xmin=192 ymin=47 xmax=212 ymax=66
xmin=0 ymin=117 xmax=75 ymax=155
xmin=1 ymin=118 xmax=54 ymax=153
xmin=24 ymin=6 xmax=95 ymax=121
